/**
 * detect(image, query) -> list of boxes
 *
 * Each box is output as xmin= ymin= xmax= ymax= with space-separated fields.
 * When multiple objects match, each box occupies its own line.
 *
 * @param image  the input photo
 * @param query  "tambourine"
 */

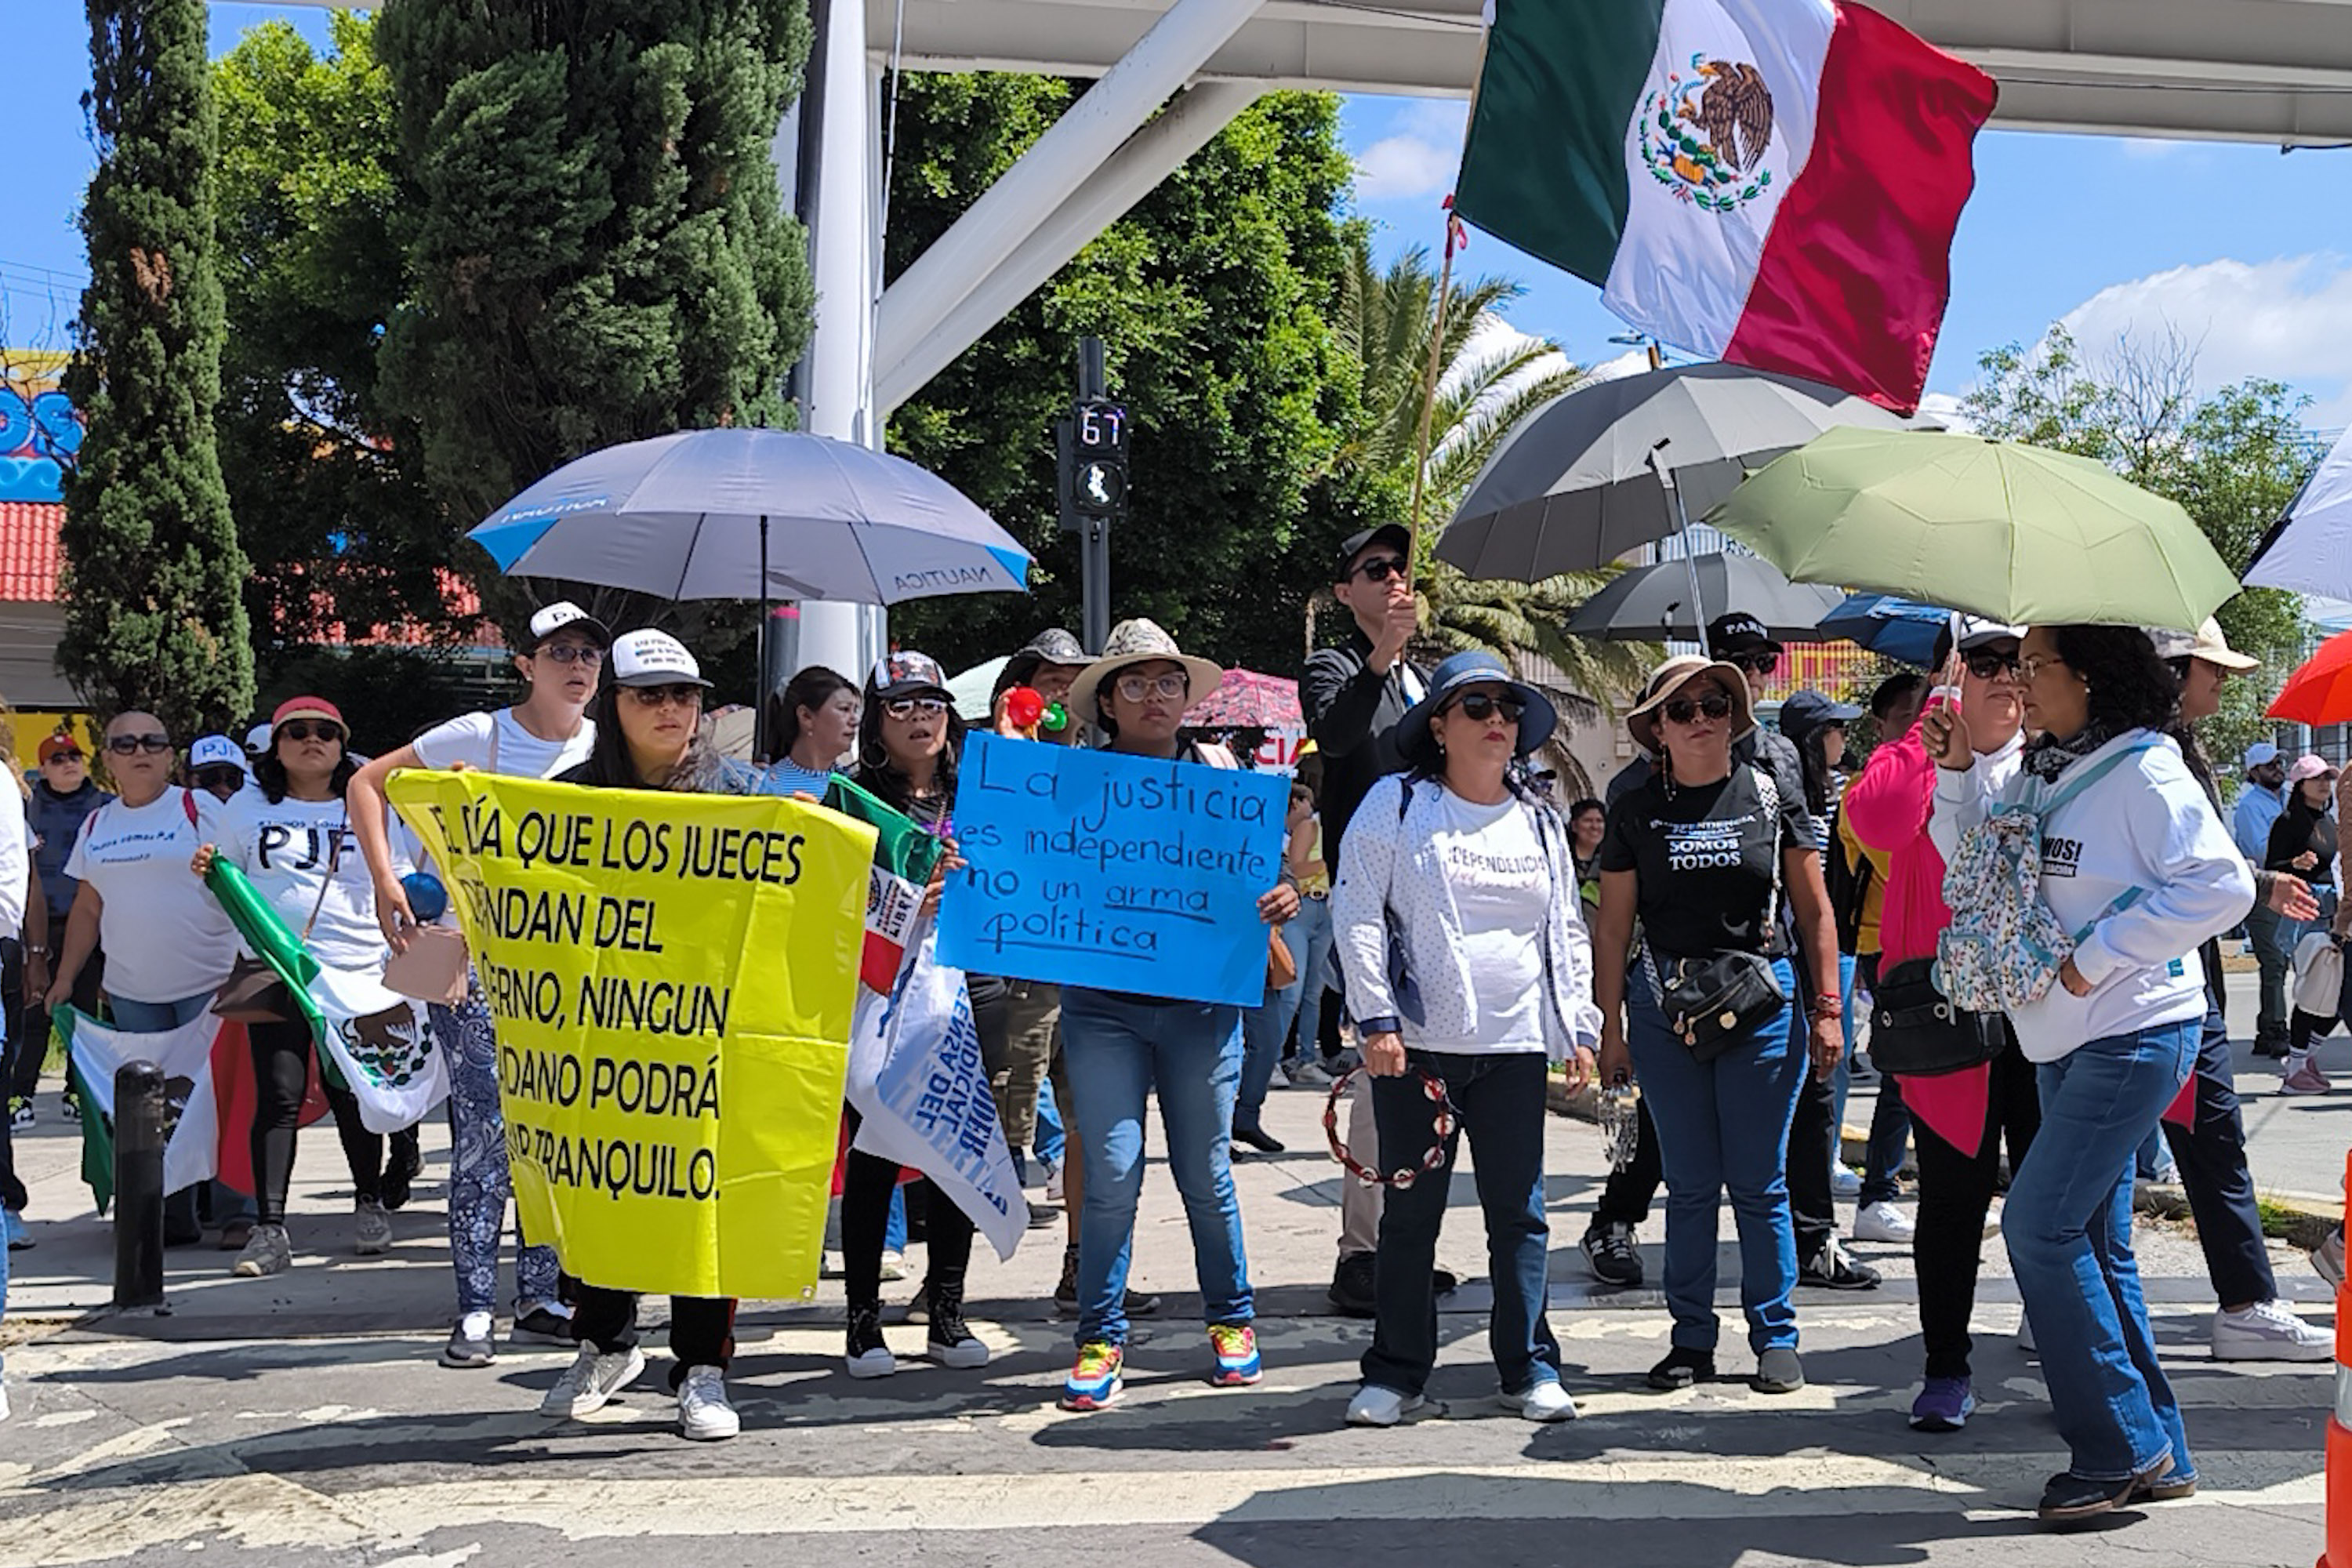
xmin=1321 ymin=1065 xmax=1458 ymax=1189
xmin=1597 ymin=1080 xmax=1644 ymax=1173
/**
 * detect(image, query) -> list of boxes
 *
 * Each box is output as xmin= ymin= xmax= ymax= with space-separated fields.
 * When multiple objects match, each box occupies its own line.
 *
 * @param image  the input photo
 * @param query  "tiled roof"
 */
xmin=0 ymin=501 xmax=62 ymax=603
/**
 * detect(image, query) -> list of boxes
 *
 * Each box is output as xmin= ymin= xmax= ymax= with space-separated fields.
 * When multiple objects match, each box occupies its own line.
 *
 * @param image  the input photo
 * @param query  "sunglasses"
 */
xmin=539 ymin=642 xmax=603 ymax=666
xmin=1661 ymin=691 xmax=1735 ymax=727
xmin=1727 ymin=651 xmax=1780 ymax=676
xmin=881 ymin=695 xmax=949 ymax=720
xmin=1348 ymin=555 xmax=1409 ymax=585
xmin=1964 ymin=648 xmax=2023 ymax=680
xmin=191 ymin=766 xmax=245 ymax=789
xmin=1113 ymin=672 xmax=1190 ymax=703
xmin=105 ymin=733 xmax=172 ymax=756
xmin=625 ymin=684 xmax=705 ymax=710
xmin=277 ymin=720 xmax=344 ymax=744
xmin=1445 ymin=692 xmax=1525 ymax=724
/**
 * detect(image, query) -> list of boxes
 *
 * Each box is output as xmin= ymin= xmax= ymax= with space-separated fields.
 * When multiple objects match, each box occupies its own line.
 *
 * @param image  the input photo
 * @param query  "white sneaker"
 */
xmin=1831 ymin=1164 xmax=1863 ymax=1199
xmin=1345 ymin=1385 xmax=1426 ymax=1427
xmin=1044 ymin=1163 xmax=1065 ymax=1205
xmin=538 ymin=1345 xmax=646 ymax=1419
xmin=677 ymin=1365 xmax=741 ymax=1441
xmin=1982 ymin=1198 xmax=2004 ymax=1241
xmin=1503 ymin=1381 xmax=1579 ymax=1422
xmin=2212 ymin=1300 xmax=2332 ymax=1363
xmin=353 ymin=1196 xmax=392 ymax=1256
xmin=879 ymin=1248 xmax=908 ymax=1283
xmin=1853 ymin=1201 xmax=1916 ymax=1243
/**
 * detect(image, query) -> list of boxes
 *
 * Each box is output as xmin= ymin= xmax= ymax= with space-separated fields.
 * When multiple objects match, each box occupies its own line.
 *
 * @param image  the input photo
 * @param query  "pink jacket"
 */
xmin=1841 ymin=719 xmax=1944 ymax=968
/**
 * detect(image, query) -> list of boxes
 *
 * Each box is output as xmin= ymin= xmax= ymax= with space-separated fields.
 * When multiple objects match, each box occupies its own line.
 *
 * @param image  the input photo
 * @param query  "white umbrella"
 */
xmin=947 ymin=657 xmax=1009 ymax=724
xmin=2245 ymin=426 xmax=2352 ymax=599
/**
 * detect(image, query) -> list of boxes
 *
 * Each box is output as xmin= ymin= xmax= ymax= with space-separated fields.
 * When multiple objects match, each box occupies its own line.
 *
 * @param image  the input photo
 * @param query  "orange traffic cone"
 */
xmin=2321 ymin=1152 xmax=2352 ymax=1568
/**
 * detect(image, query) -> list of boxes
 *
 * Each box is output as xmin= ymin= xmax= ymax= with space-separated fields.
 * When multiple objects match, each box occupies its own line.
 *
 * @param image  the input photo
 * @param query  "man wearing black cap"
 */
xmin=1304 ymin=523 xmax=1437 ymax=1316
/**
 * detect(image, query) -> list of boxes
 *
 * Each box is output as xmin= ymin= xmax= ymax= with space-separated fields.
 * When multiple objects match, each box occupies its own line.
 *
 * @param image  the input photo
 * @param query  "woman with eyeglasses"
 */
xmin=193 ymin=698 xmax=423 ymax=1279
xmin=1928 ymin=625 xmax=2252 ymax=1525
xmin=1592 ymin=655 xmax=1842 ymax=1396
xmin=1331 ymin=650 xmax=1601 ymax=1428
xmin=765 ymin=666 xmax=862 ymax=799
xmin=837 ymin=649 xmax=997 ymax=1382
xmin=528 ymin=630 xmax=773 ymax=1442
xmin=48 ymin=712 xmax=251 ymax=1247
xmin=347 ymin=603 xmax=608 ymax=1369
xmin=1051 ymin=619 xmax=1298 ymax=1413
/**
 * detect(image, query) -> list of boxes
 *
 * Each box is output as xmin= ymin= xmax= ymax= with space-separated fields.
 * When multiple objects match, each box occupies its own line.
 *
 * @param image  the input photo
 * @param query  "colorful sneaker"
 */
xmin=2281 ymin=1059 xmax=2334 ymax=1095
xmin=1061 ymin=1341 xmax=1123 ymax=1410
xmin=1207 ymin=1323 xmax=1261 ymax=1386
xmin=1909 ymin=1376 xmax=1976 ymax=1432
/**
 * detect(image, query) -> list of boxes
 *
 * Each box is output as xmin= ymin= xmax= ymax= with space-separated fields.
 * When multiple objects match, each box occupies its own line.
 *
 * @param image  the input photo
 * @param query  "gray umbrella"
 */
xmin=1564 ymin=553 xmax=1843 ymax=643
xmin=1438 ymin=362 xmax=1936 ymax=581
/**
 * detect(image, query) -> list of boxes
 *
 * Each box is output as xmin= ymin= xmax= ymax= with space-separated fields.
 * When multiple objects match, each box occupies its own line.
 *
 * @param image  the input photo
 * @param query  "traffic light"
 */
xmin=1064 ymin=397 xmax=1129 ymax=520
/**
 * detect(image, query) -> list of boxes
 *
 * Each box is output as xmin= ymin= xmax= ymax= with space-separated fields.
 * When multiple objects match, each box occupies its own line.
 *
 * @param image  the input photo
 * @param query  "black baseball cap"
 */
xmin=1706 ymin=612 xmax=1782 ymax=660
xmin=1332 ymin=524 xmax=1411 ymax=582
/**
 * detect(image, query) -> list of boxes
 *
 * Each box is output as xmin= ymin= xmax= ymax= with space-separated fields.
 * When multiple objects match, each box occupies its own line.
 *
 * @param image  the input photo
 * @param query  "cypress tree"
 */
xmin=62 ymin=0 xmax=256 ymax=735
xmin=378 ymin=0 xmax=815 ymax=633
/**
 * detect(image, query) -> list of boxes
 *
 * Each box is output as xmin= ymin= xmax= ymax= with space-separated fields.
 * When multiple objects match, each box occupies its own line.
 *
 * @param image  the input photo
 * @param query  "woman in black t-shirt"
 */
xmin=1592 ymin=655 xmax=1844 ymax=1396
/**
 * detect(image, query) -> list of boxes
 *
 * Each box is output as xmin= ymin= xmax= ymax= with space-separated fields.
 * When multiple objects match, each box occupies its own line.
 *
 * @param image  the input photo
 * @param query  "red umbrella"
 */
xmin=2267 ymin=629 xmax=2352 ymax=725
xmin=1184 ymin=669 xmax=1303 ymax=730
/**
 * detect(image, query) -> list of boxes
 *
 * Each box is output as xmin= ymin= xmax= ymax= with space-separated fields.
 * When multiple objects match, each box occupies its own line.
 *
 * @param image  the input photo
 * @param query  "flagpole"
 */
xmin=1403 ymin=22 xmax=1491 ymax=593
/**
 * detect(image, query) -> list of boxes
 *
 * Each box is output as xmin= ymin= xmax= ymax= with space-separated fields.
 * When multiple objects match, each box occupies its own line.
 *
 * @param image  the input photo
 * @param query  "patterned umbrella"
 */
xmin=1184 ymin=670 xmax=1302 ymax=730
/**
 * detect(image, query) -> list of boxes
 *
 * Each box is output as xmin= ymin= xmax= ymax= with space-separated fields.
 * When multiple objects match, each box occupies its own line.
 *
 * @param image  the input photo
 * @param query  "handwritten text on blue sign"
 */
xmin=937 ymin=733 xmax=1286 ymax=1006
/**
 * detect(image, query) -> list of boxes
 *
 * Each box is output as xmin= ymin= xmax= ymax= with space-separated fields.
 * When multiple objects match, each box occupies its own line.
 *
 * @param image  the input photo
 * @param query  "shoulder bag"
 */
xmin=1639 ymin=767 xmax=1791 ymax=1062
xmin=1867 ymin=956 xmax=2002 ymax=1076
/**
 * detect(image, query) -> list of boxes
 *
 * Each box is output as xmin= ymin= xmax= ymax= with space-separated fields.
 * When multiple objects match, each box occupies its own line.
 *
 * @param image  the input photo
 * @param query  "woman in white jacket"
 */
xmin=1926 ymin=623 xmax=2252 ymax=1528
xmin=1334 ymin=650 xmax=1601 ymax=1429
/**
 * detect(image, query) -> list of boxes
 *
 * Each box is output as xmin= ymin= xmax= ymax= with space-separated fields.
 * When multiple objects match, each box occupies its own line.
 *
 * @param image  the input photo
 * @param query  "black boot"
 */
xmin=926 ymin=1280 xmax=989 ymax=1369
xmin=845 ymin=1302 xmax=895 ymax=1379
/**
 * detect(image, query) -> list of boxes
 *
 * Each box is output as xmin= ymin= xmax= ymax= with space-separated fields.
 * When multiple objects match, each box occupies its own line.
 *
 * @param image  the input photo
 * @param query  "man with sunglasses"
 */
xmin=1303 ymin=523 xmax=1439 ymax=1318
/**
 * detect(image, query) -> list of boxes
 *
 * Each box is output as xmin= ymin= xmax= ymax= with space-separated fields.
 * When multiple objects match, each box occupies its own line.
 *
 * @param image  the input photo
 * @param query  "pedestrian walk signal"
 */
xmin=1058 ymin=397 xmax=1129 ymax=524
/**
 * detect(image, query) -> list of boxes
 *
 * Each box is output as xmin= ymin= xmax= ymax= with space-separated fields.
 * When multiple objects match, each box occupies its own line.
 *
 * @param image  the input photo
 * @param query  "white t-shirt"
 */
xmin=216 ymin=792 xmax=409 ymax=973
xmin=64 ymin=787 xmax=238 ymax=1004
xmin=0 ymin=784 xmax=27 ymax=936
xmin=1424 ymin=787 xmax=1549 ymax=1054
xmin=412 ymin=708 xmax=596 ymax=780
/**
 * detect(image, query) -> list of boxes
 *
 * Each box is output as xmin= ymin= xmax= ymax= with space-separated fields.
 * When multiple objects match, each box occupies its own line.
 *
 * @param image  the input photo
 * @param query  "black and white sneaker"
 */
xmin=442 ymin=1312 xmax=496 ymax=1368
xmin=847 ymin=1305 xmax=896 ymax=1378
xmin=1580 ymin=1221 xmax=1643 ymax=1287
xmin=1798 ymin=1239 xmax=1881 ymax=1291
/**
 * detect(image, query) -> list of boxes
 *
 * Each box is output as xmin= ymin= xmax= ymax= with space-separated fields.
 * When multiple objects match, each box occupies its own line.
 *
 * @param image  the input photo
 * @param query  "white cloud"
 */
xmin=1916 ymin=390 xmax=1973 ymax=432
xmin=2053 ymin=254 xmax=2352 ymax=429
xmin=1350 ymin=98 xmax=1472 ymax=203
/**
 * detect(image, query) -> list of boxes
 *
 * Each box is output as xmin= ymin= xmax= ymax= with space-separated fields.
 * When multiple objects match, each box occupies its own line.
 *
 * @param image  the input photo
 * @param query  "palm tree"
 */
xmin=1323 ymin=233 xmax=1653 ymax=733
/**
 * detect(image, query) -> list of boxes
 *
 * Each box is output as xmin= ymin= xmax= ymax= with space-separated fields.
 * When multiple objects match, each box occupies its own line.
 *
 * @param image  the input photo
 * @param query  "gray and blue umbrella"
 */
xmin=469 ymin=427 xmax=1031 ymax=604
xmin=1819 ymin=593 xmax=1951 ymax=666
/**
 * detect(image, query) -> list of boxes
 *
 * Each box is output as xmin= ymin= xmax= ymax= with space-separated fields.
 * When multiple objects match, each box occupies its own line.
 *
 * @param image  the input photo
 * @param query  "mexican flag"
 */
xmin=1454 ymin=0 xmax=1996 ymax=412
xmin=824 ymin=776 xmax=947 ymax=993
xmin=62 ymin=1009 xmax=314 ymax=1210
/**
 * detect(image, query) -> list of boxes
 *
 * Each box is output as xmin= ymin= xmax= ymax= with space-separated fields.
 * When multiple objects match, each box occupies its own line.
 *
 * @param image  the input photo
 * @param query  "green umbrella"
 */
xmin=1704 ymin=428 xmax=2239 ymax=630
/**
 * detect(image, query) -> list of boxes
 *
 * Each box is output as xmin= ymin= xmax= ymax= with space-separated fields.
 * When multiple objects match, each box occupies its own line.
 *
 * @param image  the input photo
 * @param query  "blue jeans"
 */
xmin=1237 ymin=897 xmax=1334 ymax=1123
xmin=111 ymin=993 xmax=257 ymax=1231
xmin=2009 ymin=1019 xmax=2198 ymax=1483
xmin=1624 ymin=957 xmax=1803 ymax=1353
xmin=1058 ymin=987 xmax=1252 ymax=1348
xmin=1033 ymin=1077 xmax=1065 ymax=1172
xmin=1362 ymin=1050 xmax=1559 ymax=1399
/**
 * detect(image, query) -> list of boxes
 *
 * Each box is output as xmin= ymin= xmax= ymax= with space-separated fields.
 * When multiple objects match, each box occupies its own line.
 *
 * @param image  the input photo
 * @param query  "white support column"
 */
xmin=875 ymin=0 xmax=1265 ymax=376
xmin=874 ymin=82 xmax=1261 ymax=419
xmin=793 ymin=0 xmax=888 ymax=688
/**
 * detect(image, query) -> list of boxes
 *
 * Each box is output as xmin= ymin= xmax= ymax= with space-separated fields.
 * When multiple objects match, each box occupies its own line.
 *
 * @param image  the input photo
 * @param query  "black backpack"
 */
xmin=1824 ymin=800 xmax=1874 ymax=957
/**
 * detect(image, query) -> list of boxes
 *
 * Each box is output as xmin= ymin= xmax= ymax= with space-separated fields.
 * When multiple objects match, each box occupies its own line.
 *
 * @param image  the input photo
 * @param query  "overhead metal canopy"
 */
xmin=867 ymin=0 xmax=2352 ymax=145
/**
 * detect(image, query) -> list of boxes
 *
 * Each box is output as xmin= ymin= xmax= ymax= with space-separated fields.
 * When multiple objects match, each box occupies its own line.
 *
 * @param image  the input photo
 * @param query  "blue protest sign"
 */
xmin=937 ymin=733 xmax=1287 ymax=1006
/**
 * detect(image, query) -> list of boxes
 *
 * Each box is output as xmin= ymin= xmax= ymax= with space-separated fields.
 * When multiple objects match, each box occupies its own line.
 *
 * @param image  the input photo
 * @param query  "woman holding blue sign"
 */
xmin=1330 ymin=650 xmax=1602 ymax=1428
xmin=1053 ymin=619 xmax=1298 ymax=1414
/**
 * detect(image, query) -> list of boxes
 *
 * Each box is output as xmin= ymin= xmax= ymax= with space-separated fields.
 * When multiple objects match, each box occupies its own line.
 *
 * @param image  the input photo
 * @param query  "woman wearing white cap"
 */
xmin=536 ymin=629 xmax=764 ymax=1442
xmin=348 ymin=601 xmax=609 ymax=1368
xmin=2267 ymin=754 xmax=2339 ymax=1094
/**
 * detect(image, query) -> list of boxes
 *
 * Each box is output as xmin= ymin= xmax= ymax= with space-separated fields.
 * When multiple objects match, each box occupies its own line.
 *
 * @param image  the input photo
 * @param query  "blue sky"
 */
xmin=7 ymin=5 xmax=2347 ymax=432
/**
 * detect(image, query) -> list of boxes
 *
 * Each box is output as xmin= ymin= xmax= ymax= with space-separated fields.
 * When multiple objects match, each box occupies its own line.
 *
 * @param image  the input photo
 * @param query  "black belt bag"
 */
xmin=1648 ymin=949 xmax=1787 ymax=1063
xmin=1868 ymin=957 xmax=2002 ymax=1076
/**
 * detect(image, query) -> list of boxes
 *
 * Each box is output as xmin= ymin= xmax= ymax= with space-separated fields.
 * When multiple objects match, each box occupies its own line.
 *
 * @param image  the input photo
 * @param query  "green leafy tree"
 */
xmin=1965 ymin=325 xmax=2320 ymax=771
xmin=61 ymin=0 xmax=255 ymax=734
xmin=213 ymin=15 xmax=456 ymax=654
xmin=376 ymin=0 xmax=816 ymax=640
xmin=884 ymin=77 xmax=1377 ymax=676
xmin=1322 ymin=231 xmax=1650 ymax=720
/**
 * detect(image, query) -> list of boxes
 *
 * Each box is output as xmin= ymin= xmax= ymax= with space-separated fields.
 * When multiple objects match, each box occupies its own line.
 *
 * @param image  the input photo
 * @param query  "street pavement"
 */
xmin=1 ymin=971 xmax=2343 ymax=1567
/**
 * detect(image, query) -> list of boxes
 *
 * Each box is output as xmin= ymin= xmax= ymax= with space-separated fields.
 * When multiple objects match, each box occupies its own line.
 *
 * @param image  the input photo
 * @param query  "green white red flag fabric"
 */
xmin=1454 ymin=0 xmax=1996 ymax=412
xmin=824 ymin=776 xmax=947 ymax=993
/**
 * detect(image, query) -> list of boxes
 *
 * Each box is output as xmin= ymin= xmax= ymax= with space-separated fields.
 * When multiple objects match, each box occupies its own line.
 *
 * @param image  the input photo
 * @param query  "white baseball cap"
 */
xmin=188 ymin=735 xmax=249 ymax=775
xmin=525 ymin=601 xmax=613 ymax=653
xmin=245 ymin=723 xmax=272 ymax=755
xmin=608 ymin=629 xmax=710 ymax=688
xmin=2244 ymin=741 xmax=2281 ymax=770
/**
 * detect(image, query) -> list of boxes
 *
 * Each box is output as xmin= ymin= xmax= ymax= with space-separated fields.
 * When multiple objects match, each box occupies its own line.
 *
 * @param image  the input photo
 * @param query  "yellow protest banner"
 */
xmin=389 ymin=771 xmax=876 ymax=1300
